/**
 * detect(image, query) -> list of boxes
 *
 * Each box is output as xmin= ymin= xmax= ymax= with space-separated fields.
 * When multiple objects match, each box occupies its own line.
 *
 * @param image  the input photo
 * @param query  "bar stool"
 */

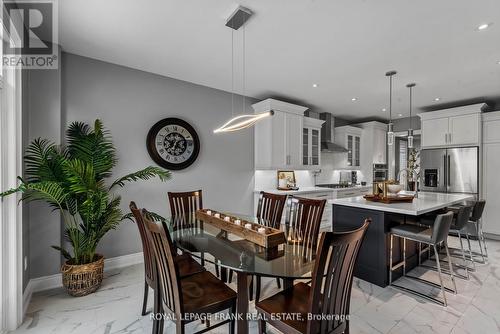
xmin=389 ymin=211 xmax=456 ymax=306
xmin=469 ymin=200 xmax=487 ymax=262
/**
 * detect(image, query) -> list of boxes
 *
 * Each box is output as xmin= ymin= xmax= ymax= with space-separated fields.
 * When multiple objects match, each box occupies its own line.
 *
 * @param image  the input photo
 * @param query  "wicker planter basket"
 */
xmin=61 ymin=254 xmax=104 ymax=297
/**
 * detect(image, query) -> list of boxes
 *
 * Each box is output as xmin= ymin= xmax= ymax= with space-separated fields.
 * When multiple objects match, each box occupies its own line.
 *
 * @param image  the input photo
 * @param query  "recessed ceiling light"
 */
xmin=398 ymin=114 xmax=403 ymax=117
xmin=497 ymin=60 xmax=500 ymax=65
xmin=434 ymin=97 xmax=441 ymax=102
xmin=312 ymin=83 xmax=318 ymax=88
xmin=382 ymin=108 xmax=386 ymax=112
xmin=477 ymin=23 xmax=491 ymax=30
xmin=351 ymin=97 xmax=357 ymax=101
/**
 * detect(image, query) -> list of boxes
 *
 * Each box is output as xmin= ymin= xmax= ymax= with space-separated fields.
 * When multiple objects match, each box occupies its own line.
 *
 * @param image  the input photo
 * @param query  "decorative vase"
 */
xmin=61 ymin=254 xmax=104 ymax=297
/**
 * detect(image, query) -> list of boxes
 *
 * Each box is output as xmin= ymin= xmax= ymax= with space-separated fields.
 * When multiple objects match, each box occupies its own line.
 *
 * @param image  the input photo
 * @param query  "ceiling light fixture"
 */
xmin=406 ymin=83 xmax=416 ymax=149
xmin=398 ymin=114 xmax=403 ymax=117
xmin=351 ymin=97 xmax=357 ymax=101
xmin=214 ymin=6 xmax=272 ymax=134
xmin=477 ymin=23 xmax=490 ymax=30
xmin=312 ymin=83 xmax=318 ymax=88
xmin=385 ymin=70 xmax=397 ymax=146
xmin=434 ymin=97 xmax=441 ymax=102
xmin=382 ymin=108 xmax=387 ymax=112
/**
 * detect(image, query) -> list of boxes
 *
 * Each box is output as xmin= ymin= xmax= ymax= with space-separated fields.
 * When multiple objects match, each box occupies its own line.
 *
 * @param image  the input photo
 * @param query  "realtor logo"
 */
xmin=2 ymin=0 xmax=58 ymax=69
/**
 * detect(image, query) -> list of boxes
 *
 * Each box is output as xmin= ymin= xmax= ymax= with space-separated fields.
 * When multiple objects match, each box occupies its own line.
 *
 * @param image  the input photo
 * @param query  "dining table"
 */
xmin=164 ymin=213 xmax=317 ymax=334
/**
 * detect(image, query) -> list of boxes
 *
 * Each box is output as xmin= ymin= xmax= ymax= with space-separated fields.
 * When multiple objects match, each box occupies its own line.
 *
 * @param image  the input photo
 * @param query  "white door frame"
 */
xmin=0 ymin=5 xmax=24 ymax=332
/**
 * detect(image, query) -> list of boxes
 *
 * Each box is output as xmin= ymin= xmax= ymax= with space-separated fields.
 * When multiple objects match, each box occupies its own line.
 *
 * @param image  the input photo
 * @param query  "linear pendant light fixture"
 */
xmin=214 ymin=6 xmax=272 ymax=134
xmin=385 ymin=71 xmax=397 ymax=146
xmin=406 ymin=83 xmax=416 ymax=148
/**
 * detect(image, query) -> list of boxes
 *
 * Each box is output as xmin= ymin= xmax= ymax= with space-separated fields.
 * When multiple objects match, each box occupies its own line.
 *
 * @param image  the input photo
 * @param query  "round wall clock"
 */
xmin=146 ymin=118 xmax=200 ymax=170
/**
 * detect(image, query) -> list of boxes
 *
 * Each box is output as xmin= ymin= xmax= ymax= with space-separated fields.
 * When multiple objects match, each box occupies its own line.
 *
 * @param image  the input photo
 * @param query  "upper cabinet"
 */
xmin=334 ymin=126 xmax=363 ymax=168
xmin=419 ymin=104 xmax=483 ymax=148
xmin=253 ymin=99 xmax=307 ymax=170
xmin=302 ymin=117 xmax=324 ymax=168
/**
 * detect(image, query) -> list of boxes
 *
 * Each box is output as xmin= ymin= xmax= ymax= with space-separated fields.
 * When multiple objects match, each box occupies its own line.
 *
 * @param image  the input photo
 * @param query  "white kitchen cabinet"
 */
xmin=334 ymin=126 xmax=363 ymax=168
xmin=422 ymin=118 xmax=449 ymax=147
xmin=253 ymin=99 xmax=307 ymax=169
xmin=302 ymin=117 xmax=324 ymax=168
xmin=354 ymin=121 xmax=387 ymax=184
xmin=482 ymin=111 xmax=500 ymax=237
xmin=419 ymin=104 xmax=482 ymax=148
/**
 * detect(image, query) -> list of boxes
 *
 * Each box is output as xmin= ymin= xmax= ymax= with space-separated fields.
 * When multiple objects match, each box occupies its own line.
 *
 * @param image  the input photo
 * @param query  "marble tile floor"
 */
xmin=11 ymin=236 xmax=500 ymax=334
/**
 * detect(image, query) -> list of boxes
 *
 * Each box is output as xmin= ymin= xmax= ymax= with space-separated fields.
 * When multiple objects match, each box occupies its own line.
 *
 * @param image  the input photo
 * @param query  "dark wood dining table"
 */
xmin=164 ymin=213 xmax=316 ymax=334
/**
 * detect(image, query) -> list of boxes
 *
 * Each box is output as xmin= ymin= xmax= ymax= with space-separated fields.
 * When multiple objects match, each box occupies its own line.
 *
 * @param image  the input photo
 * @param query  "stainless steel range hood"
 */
xmin=319 ymin=112 xmax=348 ymax=153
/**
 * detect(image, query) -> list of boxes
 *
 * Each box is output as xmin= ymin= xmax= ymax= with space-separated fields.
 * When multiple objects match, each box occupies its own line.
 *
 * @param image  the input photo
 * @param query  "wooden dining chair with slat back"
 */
xmin=256 ymin=220 xmax=371 ymax=334
xmin=167 ymin=190 xmax=205 ymax=265
xmin=142 ymin=209 xmax=237 ymax=334
xmin=285 ymin=196 xmax=326 ymax=258
xmin=130 ymin=202 xmax=205 ymax=317
xmin=228 ymin=191 xmax=288 ymax=299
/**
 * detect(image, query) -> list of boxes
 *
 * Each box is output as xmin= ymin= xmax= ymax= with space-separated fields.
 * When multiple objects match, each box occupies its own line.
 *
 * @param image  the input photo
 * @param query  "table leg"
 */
xmin=236 ymin=272 xmax=249 ymax=334
xmin=283 ymin=278 xmax=294 ymax=290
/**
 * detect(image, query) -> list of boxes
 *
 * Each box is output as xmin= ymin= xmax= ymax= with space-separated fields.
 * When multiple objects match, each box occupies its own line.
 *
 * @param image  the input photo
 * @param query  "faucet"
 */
xmin=397 ymin=168 xmax=419 ymax=198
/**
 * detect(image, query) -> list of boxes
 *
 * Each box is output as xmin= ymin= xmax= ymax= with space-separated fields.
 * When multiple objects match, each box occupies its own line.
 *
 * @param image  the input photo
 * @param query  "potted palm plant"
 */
xmin=0 ymin=120 xmax=170 ymax=296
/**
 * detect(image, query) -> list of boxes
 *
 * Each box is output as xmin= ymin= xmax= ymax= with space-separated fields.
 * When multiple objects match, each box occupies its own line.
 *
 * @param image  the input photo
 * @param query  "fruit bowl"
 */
xmin=387 ymin=184 xmax=403 ymax=194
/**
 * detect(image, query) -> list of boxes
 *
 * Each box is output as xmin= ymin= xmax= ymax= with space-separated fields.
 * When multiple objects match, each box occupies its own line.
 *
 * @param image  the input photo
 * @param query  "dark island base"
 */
xmin=333 ymin=205 xmax=429 ymax=288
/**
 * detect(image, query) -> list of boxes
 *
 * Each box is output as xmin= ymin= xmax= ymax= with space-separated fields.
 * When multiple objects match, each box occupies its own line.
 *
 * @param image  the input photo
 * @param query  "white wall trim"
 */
xmin=22 ymin=252 xmax=144 ymax=315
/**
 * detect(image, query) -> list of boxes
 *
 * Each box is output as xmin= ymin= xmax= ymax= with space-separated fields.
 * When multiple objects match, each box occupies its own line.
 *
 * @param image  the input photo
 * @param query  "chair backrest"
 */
xmin=142 ymin=209 xmax=183 ymax=317
xmin=307 ymin=220 xmax=370 ymax=334
xmin=129 ymin=202 xmax=155 ymax=286
xmin=285 ymin=196 xmax=326 ymax=255
xmin=470 ymin=200 xmax=486 ymax=222
xmin=256 ymin=191 xmax=287 ymax=229
xmin=168 ymin=190 xmax=203 ymax=216
xmin=453 ymin=205 xmax=473 ymax=230
xmin=431 ymin=211 xmax=454 ymax=244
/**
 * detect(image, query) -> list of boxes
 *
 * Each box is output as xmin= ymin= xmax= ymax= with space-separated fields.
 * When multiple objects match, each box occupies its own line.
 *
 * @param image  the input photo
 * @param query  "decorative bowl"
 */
xmin=387 ymin=184 xmax=403 ymax=194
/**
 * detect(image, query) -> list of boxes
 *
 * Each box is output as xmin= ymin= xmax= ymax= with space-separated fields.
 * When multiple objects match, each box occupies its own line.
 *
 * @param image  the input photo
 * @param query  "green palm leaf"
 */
xmin=110 ymin=166 xmax=171 ymax=189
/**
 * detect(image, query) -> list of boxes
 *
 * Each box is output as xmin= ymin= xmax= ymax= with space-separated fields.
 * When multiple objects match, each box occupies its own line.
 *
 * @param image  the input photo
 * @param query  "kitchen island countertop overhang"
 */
xmin=329 ymin=192 xmax=475 ymax=216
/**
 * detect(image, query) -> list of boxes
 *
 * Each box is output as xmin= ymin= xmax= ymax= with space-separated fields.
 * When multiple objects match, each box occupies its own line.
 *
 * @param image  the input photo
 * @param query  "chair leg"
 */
xmin=142 ymin=281 xmax=149 ymax=316
xmin=389 ymin=234 xmax=394 ymax=285
xmin=249 ymin=275 xmax=254 ymax=301
xmin=403 ymin=237 xmax=407 ymax=276
xmin=228 ymin=269 xmax=234 ymax=284
xmin=444 ymin=242 xmax=457 ymax=294
xmin=258 ymin=318 xmax=266 ymax=334
xmin=457 ymin=231 xmax=470 ymax=279
xmin=201 ymin=252 xmax=205 ymax=267
xmin=433 ymin=245 xmax=447 ymax=307
xmin=474 ymin=224 xmax=486 ymax=263
xmin=229 ymin=303 xmax=236 ymax=334
xmin=276 ymin=277 xmax=281 ymax=289
xmin=480 ymin=219 xmax=489 ymax=258
xmin=465 ymin=232 xmax=477 ymax=270
xmin=255 ymin=275 xmax=261 ymax=303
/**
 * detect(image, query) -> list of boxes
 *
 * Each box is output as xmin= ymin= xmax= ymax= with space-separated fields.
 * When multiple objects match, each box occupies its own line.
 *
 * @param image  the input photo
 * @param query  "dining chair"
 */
xmin=167 ymin=190 xmax=206 ymax=266
xmin=285 ymin=196 xmax=326 ymax=257
xmin=255 ymin=220 xmax=370 ymax=334
xmin=129 ymin=202 xmax=205 ymax=316
xmin=227 ymin=191 xmax=288 ymax=300
xmin=142 ymin=209 xmax=237 ymax=334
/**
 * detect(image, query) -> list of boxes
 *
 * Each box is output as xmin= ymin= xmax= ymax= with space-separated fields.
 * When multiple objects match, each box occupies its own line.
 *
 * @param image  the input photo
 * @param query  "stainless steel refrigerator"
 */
xmin=420 ymin=147 xmax=479 ymax=195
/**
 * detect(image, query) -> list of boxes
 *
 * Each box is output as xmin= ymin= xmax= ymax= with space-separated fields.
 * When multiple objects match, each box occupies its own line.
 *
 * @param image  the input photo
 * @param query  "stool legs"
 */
xmin=465 ymin=233 xmax=477 ymax=270
xmin=457 ymin=231 xmax=470 ymax=279
xmin=433 ymin=245 xmax=447 ymax=307
xmin=444 ymin=242 xmax=457 ymax=294
xmin=473 ymin=224 xmax=487 ymax=263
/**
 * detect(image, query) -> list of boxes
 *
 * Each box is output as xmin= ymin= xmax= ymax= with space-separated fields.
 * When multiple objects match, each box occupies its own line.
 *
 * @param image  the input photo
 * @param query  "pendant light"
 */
xmin=406 ymin=83 xmax=416 ymax=148
xmin=385 ymin=71 xmax=397 ymax=146
xmin=214 ymin=6 xmax=272 ymax=134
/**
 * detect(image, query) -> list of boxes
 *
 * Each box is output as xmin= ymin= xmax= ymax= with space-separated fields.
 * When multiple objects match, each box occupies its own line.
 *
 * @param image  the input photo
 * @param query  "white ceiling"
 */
xmin=59 ymin=0 xmax=500 ymax=120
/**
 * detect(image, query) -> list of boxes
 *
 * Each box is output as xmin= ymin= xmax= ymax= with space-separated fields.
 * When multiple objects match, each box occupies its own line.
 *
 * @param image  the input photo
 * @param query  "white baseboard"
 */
xmin=22 ymin=252 xmax=144 ymax=314
xmin=485 ymin=232 xmax=500 ymax=241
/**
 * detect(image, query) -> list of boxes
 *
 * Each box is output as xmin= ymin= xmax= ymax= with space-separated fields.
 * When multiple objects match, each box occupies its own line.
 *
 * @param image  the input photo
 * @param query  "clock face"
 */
xmin=146 ymin=118 xmax=200 ymax=170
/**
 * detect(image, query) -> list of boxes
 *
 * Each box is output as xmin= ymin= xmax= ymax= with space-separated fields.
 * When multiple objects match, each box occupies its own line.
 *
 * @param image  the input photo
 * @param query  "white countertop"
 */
xmin=328 ymin=192 xmax=474 ymax=216
xmin=254 ymin=185 xmax=371 ymax=195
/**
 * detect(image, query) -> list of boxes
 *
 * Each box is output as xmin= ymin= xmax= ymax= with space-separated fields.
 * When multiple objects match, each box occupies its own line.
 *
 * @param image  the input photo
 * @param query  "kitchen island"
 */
xmin=329 ymin=192 xmax=474 ymax=287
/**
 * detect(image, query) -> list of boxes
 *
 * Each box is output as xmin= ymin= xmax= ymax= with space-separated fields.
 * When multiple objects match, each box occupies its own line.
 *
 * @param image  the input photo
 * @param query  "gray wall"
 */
xmin=23 ymin=47 xmax=63 ymax=284
xmin=61 ymin=53 xmax=255 ymax=261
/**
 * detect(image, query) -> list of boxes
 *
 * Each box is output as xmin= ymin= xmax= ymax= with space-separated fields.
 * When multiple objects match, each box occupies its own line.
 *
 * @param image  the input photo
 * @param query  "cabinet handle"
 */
xmin=449 ymin=133 xmax=452 ymax=143
xmin=445 ymin=133 xmax=447 ymax=143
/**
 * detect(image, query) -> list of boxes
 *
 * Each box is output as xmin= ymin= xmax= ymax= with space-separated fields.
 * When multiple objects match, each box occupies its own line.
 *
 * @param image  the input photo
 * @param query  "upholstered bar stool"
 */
xmin=389 ymin=211 xmax=456 ymax=306
xmin=469 ymin=200 xmax=488 ymax=262
xmin=420 ymin=205 xmax=474 ymax=280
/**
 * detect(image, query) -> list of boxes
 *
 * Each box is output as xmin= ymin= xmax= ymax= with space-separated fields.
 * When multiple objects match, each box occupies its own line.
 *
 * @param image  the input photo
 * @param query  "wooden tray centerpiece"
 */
xmin=195 ymin=209 xmax=286 ymax=248
xmin=363 ymin=193 xmax=415 ymax=204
